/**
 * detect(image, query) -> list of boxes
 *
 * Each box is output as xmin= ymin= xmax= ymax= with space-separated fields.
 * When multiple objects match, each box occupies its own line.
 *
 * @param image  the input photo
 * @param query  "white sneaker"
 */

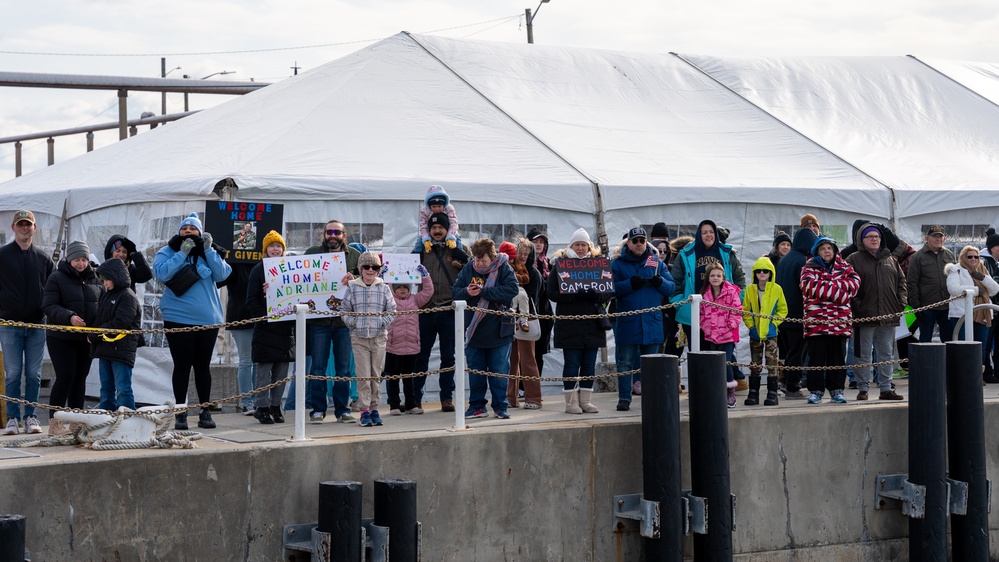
xmin=2 ymin=418 xmax=17 ymax=435
xmin=25 ymin=416 xmax=42 ymax=434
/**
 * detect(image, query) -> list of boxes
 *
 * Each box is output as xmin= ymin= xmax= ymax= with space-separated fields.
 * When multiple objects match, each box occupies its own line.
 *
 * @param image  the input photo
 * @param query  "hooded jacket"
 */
xmin=92 ymin=259 xmax=141 ymax=366
xmin=386 ymin=276 xmax=435 ymax=356
xmin=742 ymin=256 xmax=787 ymax=341
xmin=845 ymin=222 xmax=907 ymax=325
xmin=699 ymin=280 xmax=742 ymax=345
xmin=613 ymin=241 xmax=676 ymax=345
xmin=42 ymin=258 xmax=103 ymax=342
xmin=775 ymin=227 xmax=817 ymax=320
xmin=800 ymin=237 xmax=860 ymax=338
xmin=103 ymin=234 xmax=152 ymax=291
xmin=670 ymin=220 xmax=745 ymax=326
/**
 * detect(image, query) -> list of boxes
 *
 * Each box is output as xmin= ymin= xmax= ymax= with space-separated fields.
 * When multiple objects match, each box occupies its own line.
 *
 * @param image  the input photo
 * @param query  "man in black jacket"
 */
xmin=774 ymin=227 xmax=817 ymax=396
xmin=1 ymin=210 xmax=53 ymax=435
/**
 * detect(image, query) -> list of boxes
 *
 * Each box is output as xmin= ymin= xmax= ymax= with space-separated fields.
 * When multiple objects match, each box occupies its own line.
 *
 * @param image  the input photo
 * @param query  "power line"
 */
xmin=0 ymin=15 xmax=521 ymax=57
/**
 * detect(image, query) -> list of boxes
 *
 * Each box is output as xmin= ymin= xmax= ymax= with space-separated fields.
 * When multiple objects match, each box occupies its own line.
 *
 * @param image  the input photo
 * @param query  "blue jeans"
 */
xmin=704 ymin=341 xmax=736 ymax=383
xmin=98 ymin=359 xmax=135 ymax=411
xmin=466 ymin=343 xmax=511 ymax=412
xmin=413 ymin=310 xmax=457 ymax=404
xmin=1 ymin=325 xmax=46 ymax=420
xmin=230 ymin=328 xmax=256 ymax=408
xmin=615 ymin=343 xmax=660 ymax=402
xmin=918 ymin=310 xmax=954 ymax=342
xmin=307 ymin=324 xmax=352 ymax=417
xmin=562 ymin=347 xmax=598 ymax=390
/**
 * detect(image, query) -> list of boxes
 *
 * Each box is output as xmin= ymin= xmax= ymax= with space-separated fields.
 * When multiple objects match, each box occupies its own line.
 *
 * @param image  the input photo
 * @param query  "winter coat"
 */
xmin=845 ymin=223 xmax=907 ymax=326
xmin=982 ymin=253 xmax=999 ymax=305
xmin=386 ymin=277 xmax=434 ymax=356
xmin=700 ymin=281 xmax=742 ymax=345
xmin=342 ymin=277 xmax=396 ymax=338
xmin=103 ymin=234 xmax=152 ymax=291
xmin=907 ymin=244 xmax=956 ymax=312
xmin=246 ymin=261 xmax=295 ymax=364
xmin=547 ymin=251 xmax=609 ymax=350
xmin=42 ymin=259 xmax=103 ymax=343
xmin=218 ymin=262 xmax=256 ymax=331
xmin=452 ymin=259 xmax=519 ymax=349
xmin=800 ymin=249 xmax=860 ymax=338
xmin=0 ymin=241 xmax=53 ymax=323
xmin=945 ymin=263 xmax=999 ymax=324
xmin=775 ymin=228 xmax=817 ymax=320
xmin=153 ymin=235 xmax=232 ymax=325
xmin=418 ymin=185 xmax=459 ymax=243
xmin=91 ymin=259 xmax=141 ymax=367
xmin=669 ymin=220 xmax=745 ymax=326
xmin=613 ymin=242 xmax=676 ymax=346
xmin=742 ymin=256 xmax=787 ymax=341
xmin=419 ymin=244 xmax=468 ymax=308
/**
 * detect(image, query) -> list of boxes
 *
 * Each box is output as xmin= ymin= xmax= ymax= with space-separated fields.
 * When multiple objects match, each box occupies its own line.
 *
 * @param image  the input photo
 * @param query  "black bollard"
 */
xmin=0 ymin=514 xmax=26 ymax=562
xmin=908 ymin=343 xmax=947 ymax=561
xmin=641 ymin=354 xmax=683 ymax=561
xmin=318 ymin=481 xmax=362 ymax=562
xmin=946 ymin=340 xmax=989 ymax=561
xmin=374 ymin=479 xmax=418 ymax=562
xmin=687 ymin=351 xmax=733 ymax=561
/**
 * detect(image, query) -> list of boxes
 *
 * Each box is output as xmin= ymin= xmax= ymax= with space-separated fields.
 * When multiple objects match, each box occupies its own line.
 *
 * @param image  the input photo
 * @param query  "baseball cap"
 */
xmin=925 ymin=225 xmax=945 ymax=236
xmin=627 ymin=227 xmax=647 ymax=241
xmin=12 ymin=210 xmax=35 ymax=225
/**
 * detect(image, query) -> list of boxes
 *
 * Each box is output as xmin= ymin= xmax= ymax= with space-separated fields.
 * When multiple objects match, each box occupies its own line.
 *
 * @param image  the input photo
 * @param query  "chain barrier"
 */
xmin=703 ymin=292 xmax=967 ymax=326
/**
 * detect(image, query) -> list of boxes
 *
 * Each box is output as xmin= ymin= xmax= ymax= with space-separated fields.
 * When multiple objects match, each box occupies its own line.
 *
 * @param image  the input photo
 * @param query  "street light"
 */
xmin=525 ymin=0 xmax=551 ymax=44
xmin=161 ymin=58 xmax=182 ymax=115
xmin=181 ymin=71 xmax=236 ymax=111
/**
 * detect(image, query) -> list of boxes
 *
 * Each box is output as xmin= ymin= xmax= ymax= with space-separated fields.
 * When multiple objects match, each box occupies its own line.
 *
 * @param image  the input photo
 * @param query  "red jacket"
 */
xmin=800 ymin=255 xmax=860 ymax=338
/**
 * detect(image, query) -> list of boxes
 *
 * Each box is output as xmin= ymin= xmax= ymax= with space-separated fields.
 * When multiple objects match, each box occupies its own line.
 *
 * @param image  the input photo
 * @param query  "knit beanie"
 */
xmin=800 ymin=214 xmax=820 ymax=230
xmin=429 ymin=212 xmax=450 ymax=231
xmin=650 ymin=222 xmax=669 ymax=239
xmin=178 ymin=212 xmax=203 ymax=235
xmin=861 ymin=226 xmax=880 ymax=239
xmin=66 ymin=240 xmax=90 ymax=262
xmin=262 ymin=230 xmax=286 ymax=252
xmin=498 ymin=241 xmax=518 ymax=262
xmin=569 ymin=228 xmax=591 ymax=246
xmin=987 ymin=228 xmax=999 ymax=251
xmin=358 ymin=251 xmax=382 ymax=269
xmin=773 ymin=231 xmax=792 ymax=247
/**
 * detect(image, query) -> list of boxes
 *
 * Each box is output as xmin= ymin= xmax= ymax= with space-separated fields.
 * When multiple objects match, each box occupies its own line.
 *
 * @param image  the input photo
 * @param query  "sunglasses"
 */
xmin=630 ymin=237 xmax=647 ymax=244
xmin=326 ymin=229 xmax=344 ymax=236
xmin=361 ymin=264 xmax=380 ymax=270
xmin=967 ymin=255 xmax=980 ymax=260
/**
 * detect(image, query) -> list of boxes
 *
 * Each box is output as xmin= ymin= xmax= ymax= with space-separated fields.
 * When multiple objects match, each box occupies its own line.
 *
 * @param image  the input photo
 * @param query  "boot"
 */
xmin=174 ymin=412 xmax=189 ymax=431
xmin=198 ymin=408 xmax=216 ymax=429
xmin=564 ymin=389 xmax=583 ymax=414
xmin=744 ymin=375 xmax=761 ymax=406
xmin=48 ymin=419 xmax=70 ymax=436
xmin=254 ymin=407 xmax=274 ymax=425
xmin=271 ymin=406 xmax=285 ymax=423
xmin=764 ymin=376 xmax=780 ymax=406
xmin=579 ymin=388 xmax=599 ymax=413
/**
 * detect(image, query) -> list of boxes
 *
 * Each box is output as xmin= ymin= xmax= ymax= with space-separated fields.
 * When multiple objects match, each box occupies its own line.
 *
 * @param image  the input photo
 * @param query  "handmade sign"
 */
xmin=263 ymin=252 xmax=349 ymax=321
xmin=380 ymin=253 xmax=423 ymax=284
xmin=204 ymin=201 xmax=284 ymax=264
xmin=556 ymin=257 xmax=614 ymax=294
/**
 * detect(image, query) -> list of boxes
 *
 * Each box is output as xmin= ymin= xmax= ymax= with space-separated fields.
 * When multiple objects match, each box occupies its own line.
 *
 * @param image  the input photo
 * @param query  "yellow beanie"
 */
xmin=261 ymin=230 xmax=286 ymax=252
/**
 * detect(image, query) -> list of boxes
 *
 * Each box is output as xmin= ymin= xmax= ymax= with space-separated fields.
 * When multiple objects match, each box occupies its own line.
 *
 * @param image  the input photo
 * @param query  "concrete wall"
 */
xmin=1 ymin=403 xmax=996 ymax=561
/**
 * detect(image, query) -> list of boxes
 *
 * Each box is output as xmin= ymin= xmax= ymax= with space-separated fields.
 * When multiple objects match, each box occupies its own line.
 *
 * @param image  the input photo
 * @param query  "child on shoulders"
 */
xmin=417 ymin=184 xmax=460 ymax=252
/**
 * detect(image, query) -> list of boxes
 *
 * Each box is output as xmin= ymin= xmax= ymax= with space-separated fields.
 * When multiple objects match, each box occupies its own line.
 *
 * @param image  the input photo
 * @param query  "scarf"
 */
xmin=536 ymin=254 xmax=550 ymax=278
xmin=465 ymin=253 xmax=509 ymax=343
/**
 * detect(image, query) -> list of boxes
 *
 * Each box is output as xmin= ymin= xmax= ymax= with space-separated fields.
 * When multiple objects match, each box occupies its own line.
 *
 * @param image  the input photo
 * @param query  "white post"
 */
xmin=290 ymin=304 xmax=309 ymax=442
xmin=452 ymin=300 xmax=468 ymax=430
xmin=964 ymin=288 xmax=978 ymax=342
xmin=690 ymin=294 xmax=702 ymax=353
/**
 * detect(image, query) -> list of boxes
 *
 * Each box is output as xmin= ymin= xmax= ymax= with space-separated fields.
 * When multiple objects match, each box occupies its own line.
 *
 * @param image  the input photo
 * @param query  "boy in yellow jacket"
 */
xmin=742 ymin=256 xmax=788 ymax=405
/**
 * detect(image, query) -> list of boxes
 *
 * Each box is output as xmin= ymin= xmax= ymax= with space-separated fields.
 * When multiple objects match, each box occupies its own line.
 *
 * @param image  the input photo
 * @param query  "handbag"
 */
xmin=515 ymin=298 xmax=542 ymax=341
xmin=499 ymin=304 xmax=516 ymax=338
xmin=163 ymin=262 xmax=200 ymax=296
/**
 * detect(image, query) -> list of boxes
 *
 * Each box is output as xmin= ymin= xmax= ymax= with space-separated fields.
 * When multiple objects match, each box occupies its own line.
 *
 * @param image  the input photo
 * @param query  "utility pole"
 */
xmin=161 ymin=57 xmax=166 ymax=115
xmin=291 ymin=62 xmax=300 ymax=76
xmin=525 ymin=0 xmax=552 ymax=44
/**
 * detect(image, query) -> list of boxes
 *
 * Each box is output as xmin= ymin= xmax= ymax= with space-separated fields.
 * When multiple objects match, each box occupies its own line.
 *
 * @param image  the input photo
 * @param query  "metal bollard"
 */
xmin=641 ymin=354 xmax=683 ymax=561
xmin=373 ymin=479 xmax=419 ymax=562
xmin=946 ymin=340 xmax=989 ymax=561
xmin=319 ymin=481 xmax=362 ymax=562
xmin=0 ymin=514 xmax=26 ymax=562
xmin=908 ymin=343 xmax=947 ymax=561
xmin=687 ymin=351 xmax=733 ymax=561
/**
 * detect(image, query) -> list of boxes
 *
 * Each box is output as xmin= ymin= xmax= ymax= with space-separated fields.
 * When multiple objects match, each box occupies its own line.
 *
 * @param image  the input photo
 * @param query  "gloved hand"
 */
xmin=416 ymin=264 xmax=430 ymax=277
xmin=649 ymin=275 xmax=664 ymax=288
xmin=424 ymin=240 xmax=433 ymax=253
xmin=202 ymin=233 xmax=213 ymax=251
xmin=579 ymin=288 xmax=598 ymax=301
xmin=446 ymin=239 xmax=456 ymax=249
xmin=180 ymin=238 xmax=196 ymax=256
xmin=971 ymin=271 xmax=986 ymax=281
xmin=630 ymin=276 xmax=644 ymax=290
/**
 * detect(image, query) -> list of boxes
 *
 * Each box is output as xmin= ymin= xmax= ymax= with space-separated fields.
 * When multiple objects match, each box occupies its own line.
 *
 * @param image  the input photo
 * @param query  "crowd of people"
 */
xmin=3 ymin=196 xmax=996 ymax=435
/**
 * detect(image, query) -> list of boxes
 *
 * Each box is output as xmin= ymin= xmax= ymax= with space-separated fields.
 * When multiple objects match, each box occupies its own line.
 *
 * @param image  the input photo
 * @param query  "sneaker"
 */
xmin=848 ymin=381 xmax=858 ymax=389
xmin=495 ymin=409 xmax=511 ymax=419
xmin=310 ymin=411 xmax=326 ymax=423
xmin=24 ymin=415 xmax=42 ymax=434
xmin=359 ymin=412 xmax=373 ymax=427
xmin=893 ymin=368 xmax=909 ymax=379
xmin=857 ymin=391 xmax=869 ymax=401
xmin=241 ymin=405 xmax=254 ymax=416
xmin=807 ymin=393 xmax=822 ymax=404
xmin=441 ymin=400 xmax=455 ymax=413
xmin=727 ymin=389 xmax=737 ymax=409
xmin=390 ymin=408 xmax=403 ymax=416
xmin=407 ymin=406 xmax=424 ymax=415
xmin=337 ymin=413 xmax=356 ymax=423
xmin=174 ymin=413 xmax=189 ymax=431
xmin=616 ymin=400 xmax=630 ymax=412
xmin=523 ymin=402 xmax=541 ymax=410
xmin=464 ymin=407 xmax=488 ymax=419
xmin=735 ymin=379 xmax=749 ymax=392
xmin=632 ymin=381 xmax=642 ymax=395
xmin=197 ymin=409 xmax=216 ymax=429
xmin=3 ymin=418 xmax=19 ymax=435
xmin=370 ymin=410 xmax=383 ymax=426
xmin=830 ymin=391 xmax=848 ymax=404
xmin=879 ymin=390 xmax=904 ymax=401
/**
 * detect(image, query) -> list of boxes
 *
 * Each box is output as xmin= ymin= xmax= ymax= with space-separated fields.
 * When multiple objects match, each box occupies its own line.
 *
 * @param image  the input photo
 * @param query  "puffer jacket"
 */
xmin=342 ymin=277 xmax=396 ymax=338
xmin=907 ymin=244 xmax=956 ymax=311
xmin=386 ymin=277 xmax=434 ymax=355
xmin=742 ymin=256 xmax=787 ymax=341
xmin=42 ymin=259 xmax=103 ymax=342
xmin=613 ymin=242 xmax=675 ymax=345
xmin=800 ymin=240 xmax=860 ymax=338
xmin=945 ymin=263 xmax=999 ymax=323
xmin=246 ymin=261 xmax=295 ymax=364
xmin=845 ymin=223 xmax=907 ymax=326
xmin=91 ymin=259 xmax=141 ymax=366
xmin=700 ymin=281 xmax=742 ymax=344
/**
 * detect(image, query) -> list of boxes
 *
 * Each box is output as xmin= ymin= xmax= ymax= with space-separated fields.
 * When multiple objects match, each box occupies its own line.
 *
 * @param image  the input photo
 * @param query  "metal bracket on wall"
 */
xmin=361 ymin=518 xmax=389 ymax=562
xmin=612 ymin=494 xmax=661 ymax=538
xmin=875 ymin=473 xmax=925 ymax=519
xmin=681 ymin=491 xmax=707 ymax=535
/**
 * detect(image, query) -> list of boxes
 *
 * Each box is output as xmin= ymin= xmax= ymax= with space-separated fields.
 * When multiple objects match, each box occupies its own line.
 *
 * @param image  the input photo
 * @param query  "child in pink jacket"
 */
xmin=384 ymin=264 xmax=434 ymax=415
xmin=699 ymin=262 xmax=743 ymax=408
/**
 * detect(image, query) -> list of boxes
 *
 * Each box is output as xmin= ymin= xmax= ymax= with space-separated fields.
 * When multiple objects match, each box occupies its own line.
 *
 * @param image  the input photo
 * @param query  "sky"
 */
xmin=1 ymin=0 xmax=998 ymax=180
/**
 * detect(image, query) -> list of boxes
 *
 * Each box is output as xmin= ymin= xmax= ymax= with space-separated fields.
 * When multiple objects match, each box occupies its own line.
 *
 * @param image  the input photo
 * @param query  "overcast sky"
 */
xmin=1 ymin=0 xmax=997 ymax=180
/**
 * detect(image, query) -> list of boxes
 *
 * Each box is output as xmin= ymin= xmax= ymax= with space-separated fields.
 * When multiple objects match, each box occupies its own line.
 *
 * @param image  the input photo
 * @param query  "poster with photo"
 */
xmin=204 ymin=201 xmax=284 ymax=263
xmin=380 ymin=253 xmax=423 ymax=284
xmin=262 ymin=252 xmax=350 ymax=322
